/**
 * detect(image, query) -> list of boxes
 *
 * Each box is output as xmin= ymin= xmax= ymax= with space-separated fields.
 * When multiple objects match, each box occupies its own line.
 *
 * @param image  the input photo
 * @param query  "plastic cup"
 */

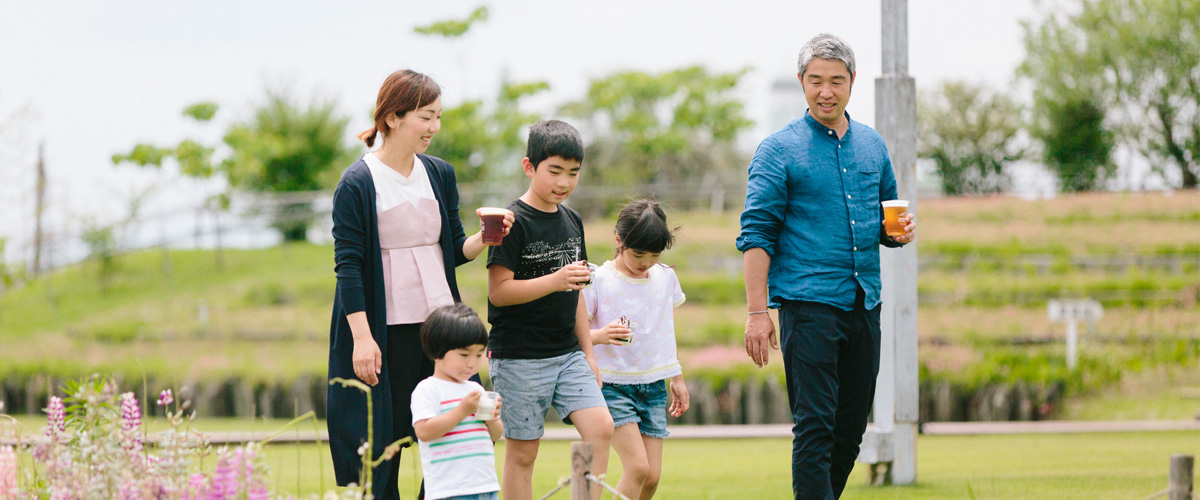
xmin=581 ymin=261 xmax=598 ymax=288
xmin=882 ymin=200 xmax=909 ymax=238
xmin=479 ymin=208 xmax=508 ymax=246
xmin=613 ymin=316 xmax=635 ymax=345
xmin=476 ymin=391 xmax=500 ymax=420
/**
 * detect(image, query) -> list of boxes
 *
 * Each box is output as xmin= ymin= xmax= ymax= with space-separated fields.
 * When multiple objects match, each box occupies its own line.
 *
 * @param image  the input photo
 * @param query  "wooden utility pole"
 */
xmin=32 ymin=141 xmax=46 ymax=276
xmin=874 ymin=0 xmax=919 ymax=486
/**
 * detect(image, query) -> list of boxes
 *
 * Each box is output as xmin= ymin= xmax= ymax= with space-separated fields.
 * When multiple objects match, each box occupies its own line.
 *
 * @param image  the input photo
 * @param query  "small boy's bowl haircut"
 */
xmin=420 ymin=303 xmax=489 ymax=360
xmin=527 ymin=119 xmax=584 ymax=169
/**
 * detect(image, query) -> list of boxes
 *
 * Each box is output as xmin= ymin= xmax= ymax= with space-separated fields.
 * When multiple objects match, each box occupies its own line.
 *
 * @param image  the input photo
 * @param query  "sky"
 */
xmin=0 ymin=0 xmax=1040 ymax=266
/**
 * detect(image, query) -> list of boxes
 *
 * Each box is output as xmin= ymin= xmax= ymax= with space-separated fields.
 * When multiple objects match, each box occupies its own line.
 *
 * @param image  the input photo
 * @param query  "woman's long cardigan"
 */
xmin=327 ymin=153 xmax=470 ymax=489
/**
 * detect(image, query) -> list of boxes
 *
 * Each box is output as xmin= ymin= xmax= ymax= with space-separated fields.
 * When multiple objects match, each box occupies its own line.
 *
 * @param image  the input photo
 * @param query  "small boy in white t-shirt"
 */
xmin=411 ymin=304 xmax=503 ymax=500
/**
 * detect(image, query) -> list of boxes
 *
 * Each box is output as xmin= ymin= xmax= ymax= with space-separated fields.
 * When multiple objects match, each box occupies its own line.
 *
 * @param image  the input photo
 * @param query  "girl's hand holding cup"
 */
xmin=592 ymin=318 xmax=632 ymax=345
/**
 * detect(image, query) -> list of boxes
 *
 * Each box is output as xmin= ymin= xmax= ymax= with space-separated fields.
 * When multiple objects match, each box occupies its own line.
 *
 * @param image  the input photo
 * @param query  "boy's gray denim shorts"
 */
xmin=488 ymin=350 xmax=608 ymax=440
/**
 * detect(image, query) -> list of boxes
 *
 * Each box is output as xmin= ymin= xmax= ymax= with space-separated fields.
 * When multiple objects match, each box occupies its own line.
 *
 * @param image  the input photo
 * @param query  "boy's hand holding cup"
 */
xmin=476 ymin=391 xmax=501 ymax=421
xmin=458 ymin=390 xmax=482 ymax=417
xmin=558 ymin=261 xmax=591 ymax=291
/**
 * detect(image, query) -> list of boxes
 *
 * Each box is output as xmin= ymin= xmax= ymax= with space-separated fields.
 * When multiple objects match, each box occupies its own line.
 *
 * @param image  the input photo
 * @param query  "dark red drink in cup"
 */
xmin=479 ymin=207 xmax=508 ymax=246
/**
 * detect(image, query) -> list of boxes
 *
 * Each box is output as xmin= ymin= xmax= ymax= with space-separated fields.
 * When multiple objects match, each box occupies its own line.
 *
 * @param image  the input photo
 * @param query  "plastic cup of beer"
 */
xmin=478 ymin=208 xmax=508 ymax=246
xmin=882 ymin=200 xmax=909 ymax=238
xmin=476 ymin=391 xmax=500 ymax=420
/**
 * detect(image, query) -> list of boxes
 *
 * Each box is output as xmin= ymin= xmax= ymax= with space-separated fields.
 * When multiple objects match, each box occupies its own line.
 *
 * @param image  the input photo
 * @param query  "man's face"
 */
xmin=800 ymin=57 xmax=855 ymax=128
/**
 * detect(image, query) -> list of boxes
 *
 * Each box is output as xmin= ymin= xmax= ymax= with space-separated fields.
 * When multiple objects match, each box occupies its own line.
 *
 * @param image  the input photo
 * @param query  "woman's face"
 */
xmin=386 ymin=97 xmax=442 ymax=154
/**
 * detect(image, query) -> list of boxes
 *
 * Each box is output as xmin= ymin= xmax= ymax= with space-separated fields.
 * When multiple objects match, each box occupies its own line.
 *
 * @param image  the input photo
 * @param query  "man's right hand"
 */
xmin=352 ymin=336 xmax=383 ymax=386
xmin=744 ymin=313 xmax=779 ymax=368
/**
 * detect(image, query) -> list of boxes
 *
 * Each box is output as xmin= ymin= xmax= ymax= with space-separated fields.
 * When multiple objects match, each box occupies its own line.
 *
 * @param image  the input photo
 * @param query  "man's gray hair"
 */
xmin=798 ymin=33 xmax=856 ymax=77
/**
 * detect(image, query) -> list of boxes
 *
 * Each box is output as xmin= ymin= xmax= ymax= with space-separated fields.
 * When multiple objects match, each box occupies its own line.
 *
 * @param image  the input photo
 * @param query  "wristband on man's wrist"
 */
xmin=748 ymin=310 xmax=770 ymax=315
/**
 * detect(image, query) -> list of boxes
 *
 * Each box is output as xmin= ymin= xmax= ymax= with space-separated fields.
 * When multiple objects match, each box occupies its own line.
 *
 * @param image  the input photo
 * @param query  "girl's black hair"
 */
xmin=614 ymin=198 xmax=678 ymax=254
xmin=420 ymin=303 xmax=489 ymax=360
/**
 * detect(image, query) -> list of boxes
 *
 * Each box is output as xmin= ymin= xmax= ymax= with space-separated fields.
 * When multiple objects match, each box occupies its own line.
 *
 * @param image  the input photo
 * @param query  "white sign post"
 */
xmin=1048 ymin=299 xmax=1104 ymax=370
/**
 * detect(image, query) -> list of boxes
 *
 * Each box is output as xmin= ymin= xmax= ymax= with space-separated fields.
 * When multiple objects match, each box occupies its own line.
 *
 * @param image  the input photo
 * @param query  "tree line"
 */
xmin=24 ymin=0 xmax=1192 ymax=284
xmin=922 ymin=0 xmax=1198 ymax=195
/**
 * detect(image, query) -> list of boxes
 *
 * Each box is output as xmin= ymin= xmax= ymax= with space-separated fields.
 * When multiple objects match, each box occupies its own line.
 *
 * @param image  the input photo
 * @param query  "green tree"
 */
xmin=222 ymin=90 xmax=356 ymax=241
xmin=1020 ymin=0 xmax=1200 ymax=188
xmin=918 ymin=80 xmax=1025 ymax=196
xmin=561 ymin=66 xmax=752 ymax=189
xmin=1039 ymin=95 xmax=1116 ymax=192
xmin=112 ymin=102 xmax=220 ymax=179
xmin=413 ymin=6 xmax=488 ymax=38
xmin=426 ymin=80 xmax=550 ymax=184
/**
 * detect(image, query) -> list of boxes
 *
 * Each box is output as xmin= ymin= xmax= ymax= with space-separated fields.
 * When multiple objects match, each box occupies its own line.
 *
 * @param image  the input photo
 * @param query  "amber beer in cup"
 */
xmin=479 ymin=207 xmax=508 ymax=246
xmin=882 ymin=200 xmax=909 ymax=238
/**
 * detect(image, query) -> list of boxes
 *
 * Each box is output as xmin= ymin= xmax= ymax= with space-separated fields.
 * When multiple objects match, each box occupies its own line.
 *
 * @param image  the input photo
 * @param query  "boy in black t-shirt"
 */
xmin=486 ymin=119 xmax=614 ymax=500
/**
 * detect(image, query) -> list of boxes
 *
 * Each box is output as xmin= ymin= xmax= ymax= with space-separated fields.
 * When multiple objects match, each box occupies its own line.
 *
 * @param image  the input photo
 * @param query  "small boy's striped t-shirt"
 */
xmin=411 ymin=377 xmax=499 ymax=499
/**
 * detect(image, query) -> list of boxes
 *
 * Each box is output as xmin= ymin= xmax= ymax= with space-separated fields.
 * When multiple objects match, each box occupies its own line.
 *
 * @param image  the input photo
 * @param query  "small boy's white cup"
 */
xmin=476 ymin=391 xmax=500 ymax=420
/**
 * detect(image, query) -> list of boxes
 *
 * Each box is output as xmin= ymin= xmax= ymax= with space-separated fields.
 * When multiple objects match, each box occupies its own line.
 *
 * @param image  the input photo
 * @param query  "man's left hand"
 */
xmin=891 ymin=213 xmax=917 ymax=244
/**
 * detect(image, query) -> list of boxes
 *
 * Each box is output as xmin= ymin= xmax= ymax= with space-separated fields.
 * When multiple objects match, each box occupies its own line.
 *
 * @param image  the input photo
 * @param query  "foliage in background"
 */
xmin=412 ymin=6 xmax=488 ymax=38
xmin=425 ymin=80 xmax=550 ymax=184
xmin=561 ymin=66 xmax=753 ymax=192
xmin=222 ymin=90 xmax=357 ymax=242
xmin=918 ymin=80 xmax=1025 ymax=195
xmin=1020 ymin=0 xmax=1200 ymax=188
xmin=1033 ymin=95 xmax=1115 ymax=192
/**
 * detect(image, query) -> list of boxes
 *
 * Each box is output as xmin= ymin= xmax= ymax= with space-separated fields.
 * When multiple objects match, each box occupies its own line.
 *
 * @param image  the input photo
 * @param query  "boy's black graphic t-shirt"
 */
xmin=486 ymin=199 xmax=588 ymax=359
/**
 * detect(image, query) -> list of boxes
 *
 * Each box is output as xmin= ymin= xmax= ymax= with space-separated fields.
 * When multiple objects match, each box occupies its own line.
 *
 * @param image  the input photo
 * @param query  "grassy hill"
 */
xmin=1 ymin=191 xmax=1197 ymax=418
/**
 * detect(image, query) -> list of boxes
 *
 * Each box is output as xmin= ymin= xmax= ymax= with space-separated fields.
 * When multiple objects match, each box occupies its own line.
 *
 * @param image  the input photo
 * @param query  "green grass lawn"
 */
xmin=254 ymin=431 xmax=1199 ymax=499
xmin=7 ymin=414 xmax=1197 ymax=498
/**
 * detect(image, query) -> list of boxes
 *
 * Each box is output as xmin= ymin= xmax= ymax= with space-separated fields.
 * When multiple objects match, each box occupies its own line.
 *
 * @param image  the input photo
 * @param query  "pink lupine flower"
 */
xmin=45 ymin=396 xmax=65 ymax=437
xmin=182 ymin=473 xmax=208 ymax=500
xmin=157 ymin=389 xmax=174 ymax=407
xmin=210 ymin=449 xmax=239 ymax=500
xmin=120 ymin=392 xmax=144 ymax=454
xmin=118 ymin=477 xmax=144 ymax=500
xmin=247 ymin=484 xmax=268 ymax=500
xmin=0 ymin=445 xmax=17 ymax=497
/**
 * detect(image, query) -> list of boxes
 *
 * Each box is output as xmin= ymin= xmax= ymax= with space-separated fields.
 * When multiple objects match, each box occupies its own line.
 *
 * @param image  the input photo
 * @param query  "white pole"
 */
xmin=1066 ymin=319 xmax=1078 ymax=370
xmin=876 ymin=0 xmax=919 ymax=486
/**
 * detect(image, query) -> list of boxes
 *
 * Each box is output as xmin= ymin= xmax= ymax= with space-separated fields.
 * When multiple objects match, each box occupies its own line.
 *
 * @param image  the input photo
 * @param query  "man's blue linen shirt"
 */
xmin=737 ymin=113 xmax=902 ymax=312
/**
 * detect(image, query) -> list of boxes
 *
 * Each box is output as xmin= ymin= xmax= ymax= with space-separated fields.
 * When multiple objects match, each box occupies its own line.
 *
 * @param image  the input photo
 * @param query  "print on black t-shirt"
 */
xmin=486 ymin=199 xmax=588 ymax=360
xmin=513 ymin=237 xmax=582 ymax=280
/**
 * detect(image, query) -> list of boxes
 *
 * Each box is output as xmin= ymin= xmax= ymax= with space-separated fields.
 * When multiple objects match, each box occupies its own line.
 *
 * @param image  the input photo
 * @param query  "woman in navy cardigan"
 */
xmin=328 ymin=70 xmax=511 ymax=499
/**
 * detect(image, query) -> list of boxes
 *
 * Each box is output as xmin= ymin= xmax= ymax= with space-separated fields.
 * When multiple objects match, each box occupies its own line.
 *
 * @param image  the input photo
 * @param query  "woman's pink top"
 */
xmin=364 ymin=152 xmax=454 ymax=325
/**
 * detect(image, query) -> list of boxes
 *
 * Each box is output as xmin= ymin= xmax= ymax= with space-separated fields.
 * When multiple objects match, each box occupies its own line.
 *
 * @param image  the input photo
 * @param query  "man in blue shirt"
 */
xmin=737 ymin=33 xmax=917 ymax=500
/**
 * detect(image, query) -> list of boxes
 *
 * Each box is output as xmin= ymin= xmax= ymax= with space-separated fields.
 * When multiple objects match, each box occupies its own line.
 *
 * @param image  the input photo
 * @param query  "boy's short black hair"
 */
xmin=526 ymin=119 xmax=584 ymax=169
xmin=420 ymin=303 xmax=489 ymax=360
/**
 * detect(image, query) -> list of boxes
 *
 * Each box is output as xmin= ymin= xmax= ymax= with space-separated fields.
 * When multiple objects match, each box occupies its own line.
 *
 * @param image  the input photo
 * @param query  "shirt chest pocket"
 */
xmin=858 ymin=163 xmax=882 ymax=205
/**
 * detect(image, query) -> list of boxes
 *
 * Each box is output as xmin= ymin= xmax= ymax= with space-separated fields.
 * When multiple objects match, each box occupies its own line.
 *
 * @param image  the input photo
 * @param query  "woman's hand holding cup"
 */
xmin=476 ymin=207 xmax=514 ymax=246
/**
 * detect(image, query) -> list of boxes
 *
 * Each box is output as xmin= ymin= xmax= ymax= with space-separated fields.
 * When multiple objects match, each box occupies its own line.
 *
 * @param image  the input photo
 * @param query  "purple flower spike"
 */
xmin=120 ymin=392 xmax=144 ymax=453
xmin=0 ymin=445 xmax=17 ymax=494
xmin=157 ymin=389 xmax=174 ymax=407
xmin=45 ymin=396 xmax=65 ymax=437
